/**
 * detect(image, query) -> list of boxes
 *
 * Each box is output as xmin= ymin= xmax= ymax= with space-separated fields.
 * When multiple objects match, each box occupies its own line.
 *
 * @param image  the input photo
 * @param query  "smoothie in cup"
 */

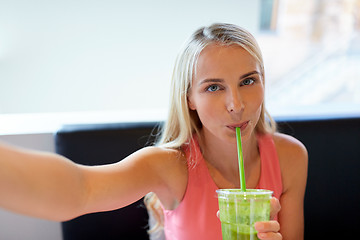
xmin=216 ymin=189 xmax=273 ymax=240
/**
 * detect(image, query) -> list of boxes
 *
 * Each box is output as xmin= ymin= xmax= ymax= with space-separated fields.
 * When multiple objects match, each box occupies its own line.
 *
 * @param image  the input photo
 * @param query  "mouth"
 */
xmin=227 ymin=121 xmax=249 ymax=132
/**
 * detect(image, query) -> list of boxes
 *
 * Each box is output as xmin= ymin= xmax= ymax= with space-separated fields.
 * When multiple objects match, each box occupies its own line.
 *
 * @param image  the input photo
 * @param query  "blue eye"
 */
xmin=241 ymin=78 xmax=255 ymax=86
xmin=207 ymin=85 xmax=220 ymax=92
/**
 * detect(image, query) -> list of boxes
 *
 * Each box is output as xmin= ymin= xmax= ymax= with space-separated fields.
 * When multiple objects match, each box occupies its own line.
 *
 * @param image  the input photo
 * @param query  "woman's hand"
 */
xmin=254 ymin=197 xmax=282 ymax=240
xmin=254 ymin=221 xmax=281 ymax=240
xmin=216 ymin=197 xmax=282 ymax=239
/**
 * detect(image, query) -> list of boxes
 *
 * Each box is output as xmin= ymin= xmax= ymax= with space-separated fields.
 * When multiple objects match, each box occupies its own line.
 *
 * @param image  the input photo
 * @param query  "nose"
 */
xmin=226 ymin=88 xmax=244 ymax=113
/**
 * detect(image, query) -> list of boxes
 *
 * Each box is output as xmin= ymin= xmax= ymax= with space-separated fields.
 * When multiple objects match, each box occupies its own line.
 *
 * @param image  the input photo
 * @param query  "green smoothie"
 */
xmin=216 ymin=189 xmax=272 ymax=240
xmin=221 ymin=222 xmax=258 ymax=240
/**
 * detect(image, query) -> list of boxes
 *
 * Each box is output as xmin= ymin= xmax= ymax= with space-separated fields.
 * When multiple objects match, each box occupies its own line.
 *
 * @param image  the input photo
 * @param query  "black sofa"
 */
xmin=55 ymin=115 xmax=360 ymax=240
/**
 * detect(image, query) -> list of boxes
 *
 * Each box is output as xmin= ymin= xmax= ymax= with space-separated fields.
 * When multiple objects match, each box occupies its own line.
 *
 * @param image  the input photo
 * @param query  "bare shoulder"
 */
xmin=135 ymin=146 xmax=188 ymax=209
xmin=134 ymin=146 xmax=186 ymax=170
xmin=126 ymin=146 xmax=187 ymax=181
xmin=272 ymin=133 xmax=308 ymax=192
xmin=272 ymin=132 xmax=308 ymax=163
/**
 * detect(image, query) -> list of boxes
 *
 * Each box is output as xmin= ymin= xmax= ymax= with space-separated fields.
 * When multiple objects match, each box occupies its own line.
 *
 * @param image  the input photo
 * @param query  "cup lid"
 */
xmin=216 ymin=189 xmax=273 ymax=196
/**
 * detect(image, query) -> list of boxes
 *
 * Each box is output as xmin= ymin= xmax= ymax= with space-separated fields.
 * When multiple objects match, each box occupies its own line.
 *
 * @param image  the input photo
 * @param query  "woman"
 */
xmin=0 ymin=23 xmax=307 ymax=240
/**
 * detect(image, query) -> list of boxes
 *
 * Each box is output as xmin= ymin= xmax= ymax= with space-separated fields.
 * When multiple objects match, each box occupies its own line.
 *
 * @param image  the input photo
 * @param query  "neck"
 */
xmin=198 ymin=130 xmax=259 ymax=187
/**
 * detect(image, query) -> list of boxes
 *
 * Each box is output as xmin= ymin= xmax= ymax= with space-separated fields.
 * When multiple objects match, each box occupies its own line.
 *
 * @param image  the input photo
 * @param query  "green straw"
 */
xmin=236 ymin=127 xmax=246 ymax=191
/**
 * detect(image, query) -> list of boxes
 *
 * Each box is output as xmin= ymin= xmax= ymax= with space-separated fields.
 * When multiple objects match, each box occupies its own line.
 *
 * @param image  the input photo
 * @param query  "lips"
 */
xmin=227 ymin=121 xmax=249 ymax=132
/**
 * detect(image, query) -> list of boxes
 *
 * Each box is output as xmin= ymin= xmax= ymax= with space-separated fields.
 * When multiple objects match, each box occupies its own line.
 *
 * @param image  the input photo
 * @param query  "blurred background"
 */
xmin=0 ymin=0 xmax=359 ymax=239
xmin=1 ymin=0 xmax=359 ymax=120
xmin=259 ymin=0 xmax=360 ymax=116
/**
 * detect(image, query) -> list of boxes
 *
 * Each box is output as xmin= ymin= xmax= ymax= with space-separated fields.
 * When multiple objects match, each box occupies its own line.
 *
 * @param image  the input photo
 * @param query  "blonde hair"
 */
xmin=144 ymin=22 xmax=276 ymax=234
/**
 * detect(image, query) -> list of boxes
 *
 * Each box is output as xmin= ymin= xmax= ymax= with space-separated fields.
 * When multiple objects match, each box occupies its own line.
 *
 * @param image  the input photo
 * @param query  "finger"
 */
xmin=216 ymin=210 xmax=220 ymax=219
xmin=257 ymin=232 xmax=282 ymax=240
xmin=270 ymin=197 xmax=281 ymax=220
xmin=254 ymin=221 xmax=280 ymax=233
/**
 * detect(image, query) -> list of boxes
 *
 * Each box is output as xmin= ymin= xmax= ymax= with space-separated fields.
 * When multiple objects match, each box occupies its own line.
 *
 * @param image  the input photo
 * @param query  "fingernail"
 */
xmin=258 ymin=233 xmax=266 ymax=239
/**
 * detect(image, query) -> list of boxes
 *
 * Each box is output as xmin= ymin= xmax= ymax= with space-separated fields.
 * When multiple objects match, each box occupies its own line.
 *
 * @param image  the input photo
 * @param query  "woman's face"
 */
xmin=187 ymin=44 xmax=264 ymax=143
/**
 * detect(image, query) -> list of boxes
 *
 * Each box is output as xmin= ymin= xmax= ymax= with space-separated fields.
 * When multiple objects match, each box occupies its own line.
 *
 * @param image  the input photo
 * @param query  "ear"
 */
xmin=187 ymin=92 xmax=196 ymax=111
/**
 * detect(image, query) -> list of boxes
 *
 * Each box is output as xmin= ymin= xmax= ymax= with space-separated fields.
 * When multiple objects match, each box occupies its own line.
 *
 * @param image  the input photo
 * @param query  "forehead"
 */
xmin=195 ymin=44 xmax=260 ymax=78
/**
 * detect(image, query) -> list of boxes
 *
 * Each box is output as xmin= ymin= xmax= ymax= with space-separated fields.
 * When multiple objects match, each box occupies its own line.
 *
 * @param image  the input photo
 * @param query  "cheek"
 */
xmin=193 ymin=97 xmax=222 ymax=123
xmin=249 ymin=88 xmax=264 ymax=119
xmin=253 ymin=94 xmax=264 ymax=111
xmin=196 ymin=99 xmax=215 ymax=116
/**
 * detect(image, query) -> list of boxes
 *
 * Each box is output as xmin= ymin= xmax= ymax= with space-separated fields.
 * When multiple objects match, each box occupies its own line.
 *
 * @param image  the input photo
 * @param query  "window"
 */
xmin=260 ymin=0 xmax=279 ymax=31
xmin=258 ymin=0 xmax=360 ymax=116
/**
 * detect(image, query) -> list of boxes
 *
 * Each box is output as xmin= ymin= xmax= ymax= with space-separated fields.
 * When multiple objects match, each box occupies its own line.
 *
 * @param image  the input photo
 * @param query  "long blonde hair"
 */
xmin=144 ymin=22 xmax=276 ymax=234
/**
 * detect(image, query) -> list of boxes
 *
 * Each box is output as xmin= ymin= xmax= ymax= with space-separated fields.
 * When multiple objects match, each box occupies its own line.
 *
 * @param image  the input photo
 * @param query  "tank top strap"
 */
xmin=183 ymin=135 xmax=218 ymax=189
xmin=162 ymin=136 xmax=222 ymax=240
xmin=256 ymin=134 xmax=283 ymax=200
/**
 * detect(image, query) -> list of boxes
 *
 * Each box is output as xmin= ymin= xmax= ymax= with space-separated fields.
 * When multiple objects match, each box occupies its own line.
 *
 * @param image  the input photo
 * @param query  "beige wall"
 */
xmin=0 ymin=0 xmax=259 ymax=115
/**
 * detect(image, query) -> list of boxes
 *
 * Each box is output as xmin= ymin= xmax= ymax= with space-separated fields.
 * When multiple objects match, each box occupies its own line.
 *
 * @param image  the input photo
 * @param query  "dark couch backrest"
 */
xmin=276 ymin=116 xmax=360 ymax=239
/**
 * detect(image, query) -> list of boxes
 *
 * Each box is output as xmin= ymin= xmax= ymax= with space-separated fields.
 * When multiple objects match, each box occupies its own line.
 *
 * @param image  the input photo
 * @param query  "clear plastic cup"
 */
xmin=216 ymin=189 xmax=273 ymax=240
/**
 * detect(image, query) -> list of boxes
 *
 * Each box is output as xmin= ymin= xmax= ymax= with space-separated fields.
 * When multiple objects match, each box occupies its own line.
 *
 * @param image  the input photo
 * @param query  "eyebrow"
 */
xmin=198 ymin=70 xmax=261 ymax=86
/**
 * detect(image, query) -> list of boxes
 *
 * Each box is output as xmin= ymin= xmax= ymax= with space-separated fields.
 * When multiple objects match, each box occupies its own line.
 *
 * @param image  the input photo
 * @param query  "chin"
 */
xmin=238 ymin=127 xmax=256 ymax=143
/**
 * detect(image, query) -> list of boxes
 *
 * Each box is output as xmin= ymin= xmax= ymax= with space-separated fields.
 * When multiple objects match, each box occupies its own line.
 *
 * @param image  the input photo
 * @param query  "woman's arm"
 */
xmin=0 ymin=141 xmax=88 ymax=221
xmin=0 ymin=141 xmax=183 ymax=222
xmin=275 ymin=133 xmax=308 ymax=240
xmin=77 ymin=146 xmax=186 ymax=215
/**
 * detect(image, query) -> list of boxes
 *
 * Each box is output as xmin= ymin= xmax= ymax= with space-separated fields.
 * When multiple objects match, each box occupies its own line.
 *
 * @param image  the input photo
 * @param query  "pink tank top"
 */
xmin=162 ymin=134 xmax=283 ymax=240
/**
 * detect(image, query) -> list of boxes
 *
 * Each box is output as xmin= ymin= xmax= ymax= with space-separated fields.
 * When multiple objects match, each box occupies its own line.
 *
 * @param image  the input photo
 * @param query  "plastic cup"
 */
xmin=216 ymin=189 xmax=273 ymax=240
